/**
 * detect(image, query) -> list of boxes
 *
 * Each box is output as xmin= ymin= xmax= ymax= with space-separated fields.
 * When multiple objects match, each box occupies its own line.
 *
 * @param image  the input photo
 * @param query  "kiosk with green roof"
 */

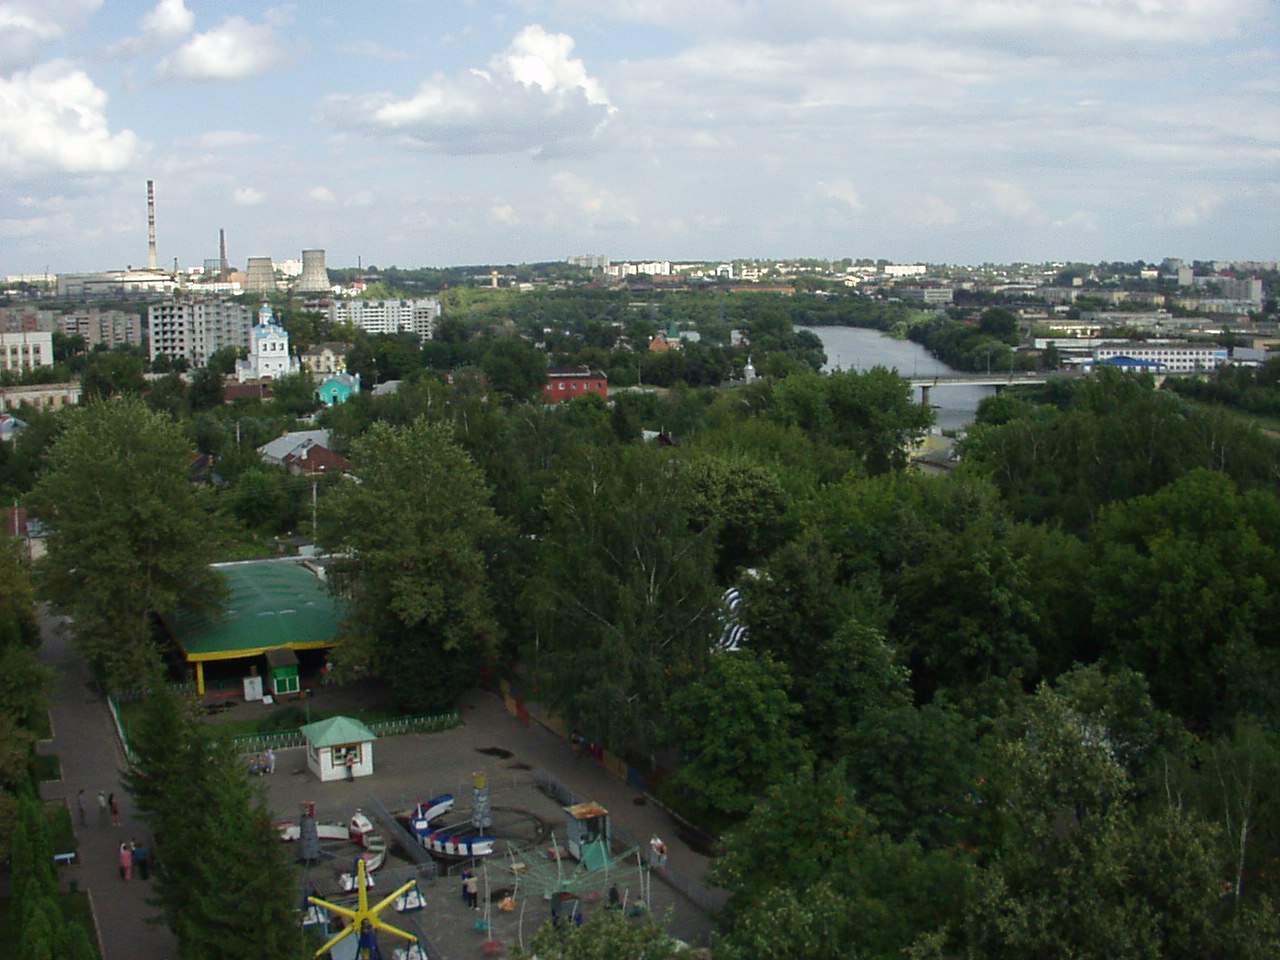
xmin=162 ymin=560 xmax=346 ymax=695
xmin=300 ymin=716 xmax=378 ymax=782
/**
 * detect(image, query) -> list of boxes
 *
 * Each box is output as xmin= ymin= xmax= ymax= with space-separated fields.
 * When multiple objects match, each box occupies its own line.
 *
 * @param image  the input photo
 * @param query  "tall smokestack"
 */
xmin=219 ymin=229 xmax=228 ymax=279
xmin=146 ymin=180 xmax=157 ymax=271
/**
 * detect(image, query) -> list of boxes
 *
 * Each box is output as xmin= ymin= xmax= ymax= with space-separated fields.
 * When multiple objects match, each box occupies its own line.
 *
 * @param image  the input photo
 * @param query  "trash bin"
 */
xmin=69 ymin=877 xmax=78 ymax=893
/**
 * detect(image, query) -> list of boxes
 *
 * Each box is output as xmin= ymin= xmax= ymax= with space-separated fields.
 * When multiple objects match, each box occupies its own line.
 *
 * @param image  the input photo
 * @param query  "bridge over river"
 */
xmin=908 ymin=369 xmax=1081 ymax=405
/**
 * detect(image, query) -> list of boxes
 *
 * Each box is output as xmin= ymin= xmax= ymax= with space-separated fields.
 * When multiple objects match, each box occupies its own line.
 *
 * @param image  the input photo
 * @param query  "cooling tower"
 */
xmin=297 ymin=249 xmax=330 ymax=293
xmin=245 ymin=256 xmax=277 ymax=293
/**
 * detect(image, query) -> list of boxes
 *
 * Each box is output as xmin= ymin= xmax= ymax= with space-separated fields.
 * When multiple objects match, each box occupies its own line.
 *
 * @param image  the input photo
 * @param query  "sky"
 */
xmin=1 ymin=0 xmax=1277 ymax=274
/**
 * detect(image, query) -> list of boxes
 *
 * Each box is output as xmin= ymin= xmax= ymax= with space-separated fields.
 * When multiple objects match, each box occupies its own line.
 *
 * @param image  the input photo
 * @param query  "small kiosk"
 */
xmin=300 ymin=716 xmax=377 ymax=783
xmin=563 ymin=801 xmax=612 ymax=870
xmin=265 ymin=647 xmax=301 ymax=698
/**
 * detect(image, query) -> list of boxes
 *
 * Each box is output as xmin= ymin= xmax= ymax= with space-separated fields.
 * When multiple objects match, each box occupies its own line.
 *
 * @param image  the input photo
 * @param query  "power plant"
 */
xmin=297 ymin=249 xmax=330 ymax=293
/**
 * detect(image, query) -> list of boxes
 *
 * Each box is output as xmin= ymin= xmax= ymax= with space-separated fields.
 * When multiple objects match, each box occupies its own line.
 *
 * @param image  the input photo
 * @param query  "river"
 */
xmin=797 ymin=325 xmax=995 ymax=431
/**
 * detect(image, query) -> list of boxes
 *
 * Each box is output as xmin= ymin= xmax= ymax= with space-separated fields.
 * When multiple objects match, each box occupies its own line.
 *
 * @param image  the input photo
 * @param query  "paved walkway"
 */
xmin=34 ymin=606 xmax=728 ymax=959
xmin=35 ymin=610 xmax=176 ymax=960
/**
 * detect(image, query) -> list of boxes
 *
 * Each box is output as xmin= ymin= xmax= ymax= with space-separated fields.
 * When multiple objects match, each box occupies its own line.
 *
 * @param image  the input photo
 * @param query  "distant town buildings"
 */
xmin=326 ymin=298 xmax=440 ymax=342
xmin=148 ymin=297 xmax=251 ymax=367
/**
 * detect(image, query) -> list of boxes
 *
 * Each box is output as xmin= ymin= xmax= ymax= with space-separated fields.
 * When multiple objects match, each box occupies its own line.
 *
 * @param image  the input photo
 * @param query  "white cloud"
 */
xmin=185 ymin=129 xmax=265 ymax=150
xmin=309 ymin=186 xmax=335 ymax=203
xmin=0 ymin=61 xmax=142 ymax=177
xmin=551 ymin=171 xmax=637 ymax=227
xmin=338 ymin=39 xmax=410 ymax=62
xmin=819 ymin=178 xmax=861 ymax=213
xmin=107 ymin=0 xmax=193 ymax=58
xmin=158 ymin=16 xmax=286 ymax=81
xmin=984 ymin=180 xmax=1043 ymax=221
xmin=0 ymin=0 xmax=99 ymax=70
xmin=910 ymin=195 xmax=960 ymax=228
xmin=489 ymin=202 xmax=519 ymax=226
xmin=323 ymin=24 xmax=612 ymax=156
xmin=1170 ymin=192 xmax=1221 ymax=226
xmin=233 ymin=186 xmax=265 ymax=205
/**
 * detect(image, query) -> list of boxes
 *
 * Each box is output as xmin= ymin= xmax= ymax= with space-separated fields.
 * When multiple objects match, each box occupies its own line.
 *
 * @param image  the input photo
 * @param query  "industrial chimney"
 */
xmin=297 ymin=249 xmax=330 ymax=293
xmin=146 ymin=180 xmax=157 ymax=271
xmin=219 ymin=229 xmax=228 ymax=279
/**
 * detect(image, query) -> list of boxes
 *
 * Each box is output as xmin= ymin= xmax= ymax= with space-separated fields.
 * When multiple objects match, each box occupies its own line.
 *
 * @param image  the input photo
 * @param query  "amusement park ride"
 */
xmin=286 ymin=778 xmax=649 ymax=959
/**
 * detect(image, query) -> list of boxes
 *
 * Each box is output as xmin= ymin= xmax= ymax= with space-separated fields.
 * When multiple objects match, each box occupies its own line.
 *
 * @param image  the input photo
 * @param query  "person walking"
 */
xmin=649 ymin=835 xmax=667 ymax=868
xmin=266 ymin=747 xmax=276 ymax=774
xmin=119 ymin=842 xmax=132 ymax=881
xmin=463 ymin=872 xmax=479 ymax=910
xmin=345 ymin=752 xmax=356 ymax=782
xmin=133 ymin=840 xmax=150 ymax=880
xmin=76 ymin=789 xmax=87 ymax=826
xmin=97 ymin=790 xmax=108 ymax=826
xmin=108 ymin=793 xmax=121 ymax=826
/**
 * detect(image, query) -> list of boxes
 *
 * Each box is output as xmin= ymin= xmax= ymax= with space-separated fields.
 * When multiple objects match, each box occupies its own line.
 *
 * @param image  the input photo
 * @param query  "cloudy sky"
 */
xmin=1 ymin=0 xmax=1277 ymax=274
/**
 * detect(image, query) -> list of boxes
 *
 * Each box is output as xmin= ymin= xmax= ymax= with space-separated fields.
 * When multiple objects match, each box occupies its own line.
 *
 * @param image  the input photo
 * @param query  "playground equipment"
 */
xmin=393 ymin=881 xmax=427 ymax=913
xmin=280 ymin=803 xmax=387 ymax=872
xmin=407 ymin=775 xmax=497 ymax=859
xmin=307 ymin=859 xmax=418 ymax=960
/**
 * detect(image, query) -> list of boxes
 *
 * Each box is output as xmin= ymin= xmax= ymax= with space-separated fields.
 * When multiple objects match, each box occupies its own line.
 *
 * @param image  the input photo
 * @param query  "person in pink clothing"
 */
xmin=119 ymin=842 xmax=132 ymax=881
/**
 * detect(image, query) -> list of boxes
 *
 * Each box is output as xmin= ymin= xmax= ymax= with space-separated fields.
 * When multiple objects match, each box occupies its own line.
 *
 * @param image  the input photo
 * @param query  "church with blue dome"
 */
xmin=235 ymin=301 xmax=301 ymax=382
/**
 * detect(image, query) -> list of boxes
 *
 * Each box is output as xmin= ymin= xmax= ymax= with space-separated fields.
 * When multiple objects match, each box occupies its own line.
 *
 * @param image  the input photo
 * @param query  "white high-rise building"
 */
xmin=148 ymin=298 xmax=252 ymax=367
xmin=327 ymin=298 xmax=440 ymax=342
xmin=236 ymin=302 xmax=301 ymax=382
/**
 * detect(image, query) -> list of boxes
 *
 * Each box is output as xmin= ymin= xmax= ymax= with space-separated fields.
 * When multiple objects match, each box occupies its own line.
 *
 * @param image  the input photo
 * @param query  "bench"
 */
xmin=53 ymin=852 xmax=76 ymax=866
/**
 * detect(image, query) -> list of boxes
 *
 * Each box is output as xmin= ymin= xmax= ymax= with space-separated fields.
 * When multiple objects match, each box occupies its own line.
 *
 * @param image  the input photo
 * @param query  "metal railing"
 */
xmin=231 ymin=711 xmax=460 ymax=756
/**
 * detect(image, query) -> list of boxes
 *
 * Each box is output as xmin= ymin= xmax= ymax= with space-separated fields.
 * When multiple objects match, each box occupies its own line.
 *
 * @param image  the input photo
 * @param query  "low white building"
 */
xmin=1092 ymin=340 xmax=1229 ymax=373
xmin=0 ymin=330 xmax=53 ymax=373
xmin=300 ymin=716 xmax=377 ymax=783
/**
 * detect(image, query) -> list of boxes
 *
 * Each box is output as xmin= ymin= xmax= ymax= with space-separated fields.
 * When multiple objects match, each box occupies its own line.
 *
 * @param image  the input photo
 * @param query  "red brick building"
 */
xmin=543 ymin=366 xmax=608 ymax=404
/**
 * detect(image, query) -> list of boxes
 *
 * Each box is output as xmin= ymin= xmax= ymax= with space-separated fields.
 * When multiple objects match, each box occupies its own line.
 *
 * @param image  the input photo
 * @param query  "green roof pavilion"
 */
xmin=162 ymin=560 xmax=346 ymax=694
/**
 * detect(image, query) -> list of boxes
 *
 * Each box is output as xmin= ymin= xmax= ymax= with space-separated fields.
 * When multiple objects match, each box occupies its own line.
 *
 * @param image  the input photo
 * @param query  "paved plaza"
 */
xmin=36 ymin=609 xmax=722 ymax=959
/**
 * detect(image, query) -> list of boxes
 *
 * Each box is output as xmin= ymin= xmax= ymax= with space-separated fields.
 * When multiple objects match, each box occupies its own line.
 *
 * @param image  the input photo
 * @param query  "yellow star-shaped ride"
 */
xmin=308 ymin=859 xmax=419 ymax=958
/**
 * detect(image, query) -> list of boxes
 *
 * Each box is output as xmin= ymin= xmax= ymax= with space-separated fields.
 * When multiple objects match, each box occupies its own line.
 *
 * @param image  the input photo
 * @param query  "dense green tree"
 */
xmin=511 ymin=909 xmax=681 ymax=960
xmin=126 ymin=691 xmax=302 ymax=959
xmin=529 ymin=445 xmax=720 ymax=751
xmin=1092 ymin=469 xmax=1280 ymax=727
xmin=847 ymin=701 xmax=983 ymax=847
xmin=664 ymin=651 xmax=810 ymax=819
xmin=977 ymin=307 xmax=1020 ymax=345
xmin=319 ymin=419 xmax=507 ymax=710
xmin=80 ymin=348 xmax=147 ymax=400
xmin=186 ymin=366 xmax=225 ymax=410
xmin=713 ymin=765 xmax=974 ymax=960
xmin=27 ymin=398 xmax=226 ymax=689
xmin=481 ymin=336 xmax=549 ymax=403
xmin=682 ymin=451 xmax=791 ymax=578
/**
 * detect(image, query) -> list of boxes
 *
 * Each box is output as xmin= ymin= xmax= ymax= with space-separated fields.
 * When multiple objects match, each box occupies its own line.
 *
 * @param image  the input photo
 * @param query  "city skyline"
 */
xmin=1 ymin=0 xmax=1277 ymax=276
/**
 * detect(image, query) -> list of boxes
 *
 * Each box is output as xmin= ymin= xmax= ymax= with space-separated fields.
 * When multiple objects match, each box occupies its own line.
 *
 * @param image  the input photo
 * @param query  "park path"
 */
xmin=36 ymin=610 xmax=177 ymax=960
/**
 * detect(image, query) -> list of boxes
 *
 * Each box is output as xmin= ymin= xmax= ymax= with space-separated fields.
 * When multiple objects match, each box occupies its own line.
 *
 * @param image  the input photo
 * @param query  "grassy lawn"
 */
xmin=47 ymin=802 xmax=77 ymax=855
xmin=33 ymin=752 xmax=61 ymax=783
